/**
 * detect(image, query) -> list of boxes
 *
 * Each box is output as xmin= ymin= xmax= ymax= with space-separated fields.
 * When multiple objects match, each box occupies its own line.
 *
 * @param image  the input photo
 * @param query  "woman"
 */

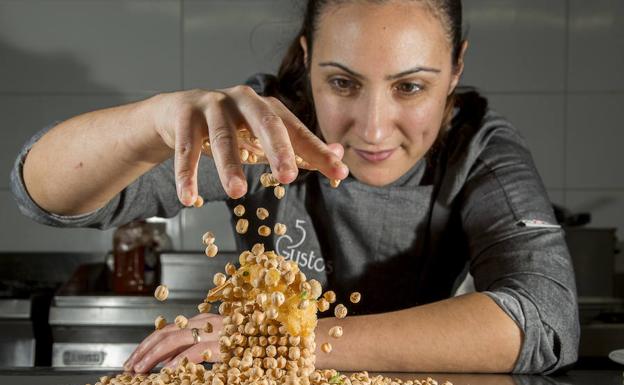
xmin=11 ymin=0 xmax=578 ymax=375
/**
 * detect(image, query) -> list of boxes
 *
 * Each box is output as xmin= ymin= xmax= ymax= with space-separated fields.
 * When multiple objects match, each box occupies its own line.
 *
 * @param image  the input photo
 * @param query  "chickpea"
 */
xmin=260 ymin=173 xmax=280 ymax=188
xmin=334 ymin=304 xmax=348 ymax=319
xmin=198 ymin=302 xmax=212 ymax=314
xmin=328 ymin=326 xmax=343 ymax=339
xmin=174 ymin=315 xmax=188 ymax=329
xmin=271 ymin=292 xmax=285 ymax=307
xmin=154 ymin=315 xmax=167 ymax=330
xmin=320 ymin=343 xmax=332 ymax=354
xmin=225 ymin=263 xmax=237 ymax=276
xmin=202 ymin=349 xmax=213 ymax=362
xmin=240 ymin=148 xmax=250 ymax=162
xmin=233 ymin=204 xmax=246 ymax=217
xmin=204 ymin=321 xmax=213 ymax=333
xmin=214 ymin=273 xmax=227 ymax=286
xmin=236 ymin=218 xmax=249 ymax=234
xmin=202 ymin=231 xmax=216 ymax=245
xmin=257 ymin=208 xmax=270 ymax=220
xmin=330 ymin=179 xmax=341 ymax=188
xmin=252 ymin=243 xmax=265 ymax=256
xmin=323 ymin=291 xmax=336 ymax=304
xmin=274 ymin=223 xmax=287 ymax=236
xmin=205 ymin=244 xmax=219 ymax=258
xmin=274 ymin=186 xmax=286 ymax=199
xmin=154 ymin=285 xmax=169 ymax=301
xmin=349 ymin=292 xmax=361 ymax=304
xmin=258 ymin=225 xmax=272 ymax=237
xmin=192 ymin=195 xmax=205 ymax=208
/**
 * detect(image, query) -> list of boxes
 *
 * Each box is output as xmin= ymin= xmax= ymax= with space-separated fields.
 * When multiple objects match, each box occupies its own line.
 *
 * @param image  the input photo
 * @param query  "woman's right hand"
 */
xmin=145 ymin=86 xmax=349 ymax=206
xmin=123 ymin=313 xmax=223 ymax=374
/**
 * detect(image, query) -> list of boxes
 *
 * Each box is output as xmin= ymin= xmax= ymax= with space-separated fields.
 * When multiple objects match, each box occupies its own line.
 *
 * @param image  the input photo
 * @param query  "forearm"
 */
xmin=22 ymin=96 xmax=171 ymax=216
xmin=314 ymin=292 xmax=522 ymax=373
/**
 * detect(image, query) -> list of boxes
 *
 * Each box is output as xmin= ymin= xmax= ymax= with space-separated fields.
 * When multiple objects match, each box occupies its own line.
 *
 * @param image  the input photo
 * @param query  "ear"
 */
xmin=449 ymin=40 xmax=468 ymax=95
xmin=299 ymin=35 xmax=309 ymax=69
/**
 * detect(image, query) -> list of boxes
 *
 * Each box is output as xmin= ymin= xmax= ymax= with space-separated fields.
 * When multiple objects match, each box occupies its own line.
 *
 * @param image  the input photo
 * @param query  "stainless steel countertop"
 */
xmin=0 ymin=369 xmax=621 ymax=385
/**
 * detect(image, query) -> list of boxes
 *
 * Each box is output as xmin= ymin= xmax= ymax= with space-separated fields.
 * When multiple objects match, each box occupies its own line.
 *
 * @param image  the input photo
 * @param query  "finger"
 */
xmin=229 ymin=87 xmax=298 ymax=184
xmin=266 ymin=97 xmax=349 ymax=180
xmin=133 ymin=331 xmax=195 ymax=373
xmin=174 ymin=108 xmax=205 ymax=206
xmin=124 ymin=313 xmax=216 ymax=371
xmin=203 ymin=93 xmax=247 ymax=199
xmin=167 ymin=340 xmax=220 ymax=369
xmin=327 ymin=143 xmax=345 ymax=159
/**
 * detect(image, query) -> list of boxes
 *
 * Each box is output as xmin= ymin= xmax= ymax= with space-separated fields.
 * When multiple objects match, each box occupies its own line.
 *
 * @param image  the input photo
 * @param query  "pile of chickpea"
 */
xmin=85 ymin=168 xmax=451 ymax=385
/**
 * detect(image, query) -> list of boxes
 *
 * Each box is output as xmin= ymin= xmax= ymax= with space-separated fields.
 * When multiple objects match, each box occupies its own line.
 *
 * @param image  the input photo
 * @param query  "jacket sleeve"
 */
xmin=10 ymin=121 xmax=229 ymax=230
xmin=458 ymin=117 xmax=579 ymax=374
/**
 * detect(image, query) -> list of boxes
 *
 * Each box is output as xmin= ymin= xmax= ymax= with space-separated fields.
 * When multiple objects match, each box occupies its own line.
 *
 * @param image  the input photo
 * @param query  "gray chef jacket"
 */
xmin=10 ymin=75 xmax=579 ymax=374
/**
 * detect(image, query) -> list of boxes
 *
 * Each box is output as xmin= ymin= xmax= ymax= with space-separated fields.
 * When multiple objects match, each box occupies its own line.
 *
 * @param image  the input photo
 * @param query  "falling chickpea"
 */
xmin=317 ymin=298 xmax=330 ymax=312
xmin=323 ymin=291 xmax=336 ymax=304
xmin=202 ymin=231 xmax=215 ymax=245
xmin=274 ymin=185 xmax=285 ymax=199
xmin=198 ymin=302 xmax=212 ymax=314
xmin=236 ymin=218 xmax=249 ymax=234
xmin=328 ymin=326 xmax=343 ymax=338
xmin=334 ymin=304 xmax=348 ymax=319
xmin=330 ymin=179 xmax=341 ymax=188
xmin=274 ymin=223 xmax=287 ymax=236
xmin=174 ymin=315 xmax=188 ymax=329
xmin=154 ymin=315 xmax=167 ymax=330
xmin=154 ymin=285 xmax=169 ymax=301
xmin=233 ymin=204 xmax=245 ymax=217
xmin=205 ymin=244 xmax=218 ymax=258
xmin=258 ymin=225 xmax=271 ymax=237
xmin=321 ymin=342 xmax=332 ymax=354
xmin=350 ymin=292 xmax=361 ymax=304
xmin=213 ymin=272 xmax=227 ymax=286
xmin=256 ymin=208 xmax=269 ymax=220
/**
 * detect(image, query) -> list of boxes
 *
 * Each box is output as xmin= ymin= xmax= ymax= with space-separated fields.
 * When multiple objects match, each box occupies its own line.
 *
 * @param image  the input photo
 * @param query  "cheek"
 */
xmin=401 ymin=98 xmax=445 ymax=151
xmin=312 ymin=90 xmax=351 ymax=143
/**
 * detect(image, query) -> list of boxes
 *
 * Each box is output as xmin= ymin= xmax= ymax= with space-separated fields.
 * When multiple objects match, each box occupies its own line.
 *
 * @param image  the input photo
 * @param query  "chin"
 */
xmin=349 ymin=166 xmax=402 ymax=187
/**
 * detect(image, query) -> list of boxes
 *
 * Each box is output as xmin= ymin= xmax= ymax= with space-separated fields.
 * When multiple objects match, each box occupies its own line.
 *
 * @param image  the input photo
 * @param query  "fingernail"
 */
xmin=180 ymin=188 xmax=193 ymax=206
xmin=228 ymin=176 xmax=246 ymax=193
xmin=134 ymin=363 xmax=144 ymax=373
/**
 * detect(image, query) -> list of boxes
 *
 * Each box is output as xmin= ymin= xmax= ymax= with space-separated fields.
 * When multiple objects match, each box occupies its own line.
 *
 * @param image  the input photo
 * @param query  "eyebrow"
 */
xmin=318 ymin=61 xmax=441 ymax=80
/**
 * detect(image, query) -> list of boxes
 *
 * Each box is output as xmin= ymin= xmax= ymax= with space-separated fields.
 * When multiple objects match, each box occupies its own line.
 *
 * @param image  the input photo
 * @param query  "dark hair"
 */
xmin=271 ymin=0 xmax=486 ymax=147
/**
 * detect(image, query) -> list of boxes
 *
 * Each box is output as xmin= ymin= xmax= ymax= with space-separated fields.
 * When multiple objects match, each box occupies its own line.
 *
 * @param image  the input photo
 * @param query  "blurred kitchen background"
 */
xmin=0 ymin=0 xmax=622 ymax=371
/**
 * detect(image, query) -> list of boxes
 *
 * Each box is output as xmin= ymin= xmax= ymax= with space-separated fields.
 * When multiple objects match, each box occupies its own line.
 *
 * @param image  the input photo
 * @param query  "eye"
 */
xmin=395 ymin=82 xmax=423 ymax=95
xmin=329 ymin=77 xmax=359 ymax=94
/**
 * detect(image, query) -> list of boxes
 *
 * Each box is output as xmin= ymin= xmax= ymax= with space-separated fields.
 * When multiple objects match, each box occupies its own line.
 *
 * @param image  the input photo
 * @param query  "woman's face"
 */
xmin=305 ymin=1 xmax=465 ymax=186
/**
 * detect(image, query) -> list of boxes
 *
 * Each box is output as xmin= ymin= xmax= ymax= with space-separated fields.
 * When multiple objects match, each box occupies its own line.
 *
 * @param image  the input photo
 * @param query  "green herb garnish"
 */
xmin=329 ymin=373 xmax=343 ymax=384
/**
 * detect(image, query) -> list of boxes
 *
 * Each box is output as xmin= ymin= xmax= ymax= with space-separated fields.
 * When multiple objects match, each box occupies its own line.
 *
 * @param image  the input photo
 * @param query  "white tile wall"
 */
xmin=568 ymin=0 xmax=624 ymax=92
xmin=1 ymin=0 xmax=623 ymax=251
xmin=183 ymin=0 xmax=299 ymax=89
xmin=566 ymin=93 xmax=624 ymax=189
xmin=462 ymin=0 xmax=567 ymax=92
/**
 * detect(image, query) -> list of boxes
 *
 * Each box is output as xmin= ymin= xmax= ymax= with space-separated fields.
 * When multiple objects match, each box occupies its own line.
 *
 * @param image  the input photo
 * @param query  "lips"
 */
xmin=353 ymin=148 xmax=396 ymax=162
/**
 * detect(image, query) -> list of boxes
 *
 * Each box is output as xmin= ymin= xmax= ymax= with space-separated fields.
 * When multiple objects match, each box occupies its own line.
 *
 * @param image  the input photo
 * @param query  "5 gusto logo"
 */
xmin=275 ymin=219 xmax=333 ymax=274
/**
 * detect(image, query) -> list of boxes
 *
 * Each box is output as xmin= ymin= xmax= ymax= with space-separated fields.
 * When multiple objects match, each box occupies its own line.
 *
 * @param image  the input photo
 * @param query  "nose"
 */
xmin=356 ymin=91 xmax=394 ymax=145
